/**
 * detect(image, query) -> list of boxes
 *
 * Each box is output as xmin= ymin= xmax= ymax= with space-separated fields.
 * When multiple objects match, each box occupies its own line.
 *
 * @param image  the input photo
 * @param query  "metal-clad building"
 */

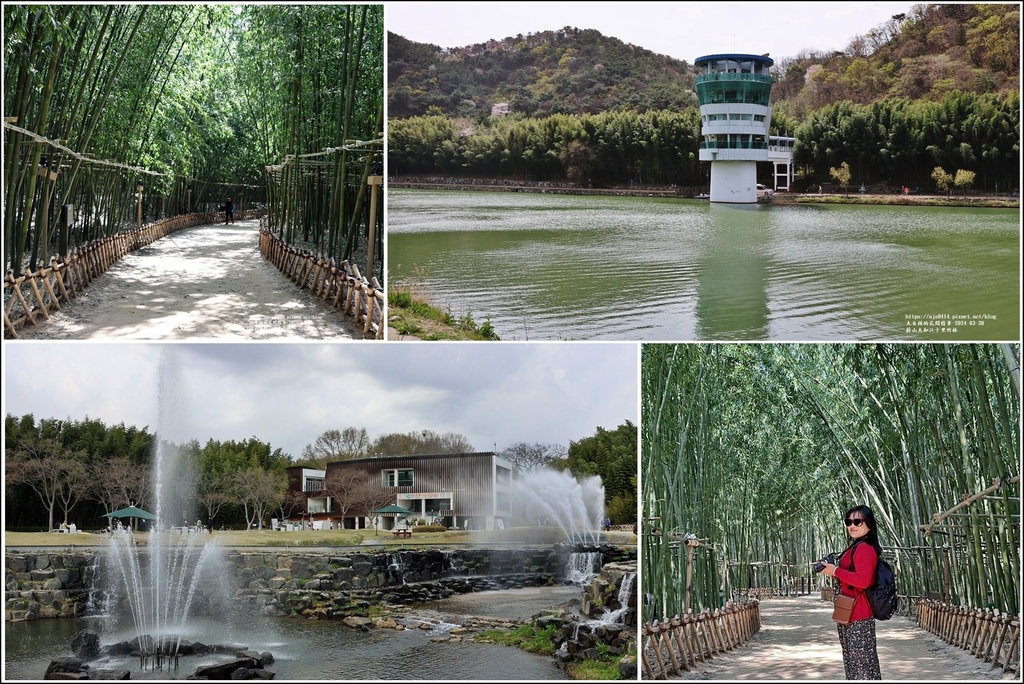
xmin=286 ymin=452 xmax=515 ymax=531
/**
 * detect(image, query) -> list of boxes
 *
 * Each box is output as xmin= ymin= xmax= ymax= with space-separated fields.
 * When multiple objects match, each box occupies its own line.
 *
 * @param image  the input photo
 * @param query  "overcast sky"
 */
xmin=2 ymin=342 xmax=638 ymax=460
xmin=386 ymin=1 xmax=916 ymax=64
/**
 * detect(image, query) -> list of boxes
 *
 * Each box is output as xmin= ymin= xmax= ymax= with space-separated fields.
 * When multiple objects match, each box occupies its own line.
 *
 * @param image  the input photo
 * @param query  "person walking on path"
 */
xmin=819 ymin=504 xmax=883 ymax=680
xmin=225 ymin=196 xmax=234 ymax=224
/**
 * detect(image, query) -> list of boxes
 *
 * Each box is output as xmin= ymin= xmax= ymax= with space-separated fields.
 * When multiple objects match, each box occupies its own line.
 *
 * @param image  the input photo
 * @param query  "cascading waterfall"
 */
xmin=386 ymin=552 xmax=407 ymax=585
xmin=565 ymin=551 xmax=602 ymax=586
xmin=599 ymin=572 xmax=636 ymax=624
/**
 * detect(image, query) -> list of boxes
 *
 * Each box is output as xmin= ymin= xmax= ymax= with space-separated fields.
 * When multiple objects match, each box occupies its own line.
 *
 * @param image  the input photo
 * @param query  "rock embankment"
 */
xmin=6 ymin=545 xmax=636 ymax=623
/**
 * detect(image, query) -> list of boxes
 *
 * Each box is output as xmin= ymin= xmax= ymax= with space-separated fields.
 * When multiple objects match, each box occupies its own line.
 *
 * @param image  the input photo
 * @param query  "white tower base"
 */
xmin=710 ymin=161 xmax=757 ymax=203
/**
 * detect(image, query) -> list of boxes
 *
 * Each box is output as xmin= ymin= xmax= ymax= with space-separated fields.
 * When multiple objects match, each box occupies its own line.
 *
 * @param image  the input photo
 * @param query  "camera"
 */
xmin=812 ymin=553 xmax=836 ymax=574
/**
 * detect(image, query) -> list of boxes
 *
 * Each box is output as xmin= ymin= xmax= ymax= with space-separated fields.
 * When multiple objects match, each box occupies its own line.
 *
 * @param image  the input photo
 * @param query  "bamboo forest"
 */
xmin=3 ymin=4 xmax=384 ymax=281
xmin=641 ymin=343 xmax=1020 ymax=676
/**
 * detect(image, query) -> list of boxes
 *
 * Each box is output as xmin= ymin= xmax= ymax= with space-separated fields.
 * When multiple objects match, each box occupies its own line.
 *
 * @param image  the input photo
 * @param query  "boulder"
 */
xmin=44 ymin=657 xmax=83 ymax=679
xmin=71 ymin=630 xmax=100 ymax=659
xmin=194 ymin=657 xmax=260 ymax=679
xmin=87 ymin=669 xmax=130 ymax=680
xmin=342 ymin=616 xmax=372 ymax=631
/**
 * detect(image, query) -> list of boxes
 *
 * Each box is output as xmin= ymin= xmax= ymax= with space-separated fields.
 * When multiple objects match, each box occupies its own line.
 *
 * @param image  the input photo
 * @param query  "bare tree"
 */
xmin=55 ymin=459 xmax=88 ymax=527
xmin=357 ymin=479 xmax=396 ymax=534
xmin=232 ymin=467 xmax=287 ymax=530
xmin=500 ymin=442 xmax=568 ymax=474
xmin=277 ymin=489 xmax=306 ymax=523
xmin=4 ymin=449 xmax=28 ymax=496
xmin=19 ymin=439 xmax=83 ymax=531
xmin=325 ymin=470 xmax=373 ymax=523
xmin=92 ymin=455 xmax=150 ymax=517
xmin=300 ymin=427 xmax=371 ymax=467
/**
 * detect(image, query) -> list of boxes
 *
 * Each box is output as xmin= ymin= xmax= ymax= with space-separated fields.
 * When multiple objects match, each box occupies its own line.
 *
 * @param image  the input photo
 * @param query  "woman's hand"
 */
xmin=819 ymin=562 xmax=837 ymax=577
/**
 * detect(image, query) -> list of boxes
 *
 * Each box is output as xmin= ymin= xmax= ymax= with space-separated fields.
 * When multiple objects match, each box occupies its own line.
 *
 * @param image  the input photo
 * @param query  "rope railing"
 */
xmin=258 ymin=217 xmax=384 ymax=339
xmin=3 ymin=209 xmax=260 ymax=338
xmin=641 ymin=601 xmax=761 ymax=679
xmin=916 ymin=599 xmax=1020 ymax=675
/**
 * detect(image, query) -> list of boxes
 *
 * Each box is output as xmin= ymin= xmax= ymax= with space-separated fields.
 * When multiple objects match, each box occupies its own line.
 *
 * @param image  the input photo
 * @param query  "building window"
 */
xmin=304 ymin=477 xmax=325 ymax=492
xmin=496 ymin=466 xmax=511 ymax=485
xmin=382 ymin=468 xmax=414 ymax=487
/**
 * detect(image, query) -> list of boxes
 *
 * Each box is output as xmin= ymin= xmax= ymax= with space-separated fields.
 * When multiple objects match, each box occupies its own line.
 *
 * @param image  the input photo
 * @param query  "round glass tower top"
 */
xmin=694 ymin=53 xmax=774 ymax=75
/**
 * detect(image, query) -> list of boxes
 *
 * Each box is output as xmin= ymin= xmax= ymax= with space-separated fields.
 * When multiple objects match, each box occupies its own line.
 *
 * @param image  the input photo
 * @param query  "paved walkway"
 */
xmin=665 ymin=595 xmax=1012 ymax=680
xmin=15 ymin=219 xmax=365 ymax=340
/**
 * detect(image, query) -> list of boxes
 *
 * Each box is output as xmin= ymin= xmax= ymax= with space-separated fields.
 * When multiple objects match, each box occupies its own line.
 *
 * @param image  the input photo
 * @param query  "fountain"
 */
xmin=511 ymin=468 xmax=605 ymax=545
xmin=94 ymin=349 xmax=236 ymax=673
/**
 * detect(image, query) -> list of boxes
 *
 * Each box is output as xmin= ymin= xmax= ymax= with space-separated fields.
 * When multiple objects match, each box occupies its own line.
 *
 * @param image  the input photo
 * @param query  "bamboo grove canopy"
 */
xmin=641 ymin=343 xmax=1020 ymax=622
xmin=3 ymin=4 xmax=383 ymax=278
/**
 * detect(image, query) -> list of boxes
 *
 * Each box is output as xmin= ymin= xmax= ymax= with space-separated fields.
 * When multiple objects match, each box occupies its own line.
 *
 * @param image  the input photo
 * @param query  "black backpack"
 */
xmin=847 ymin=542 xmax=899 ymax=620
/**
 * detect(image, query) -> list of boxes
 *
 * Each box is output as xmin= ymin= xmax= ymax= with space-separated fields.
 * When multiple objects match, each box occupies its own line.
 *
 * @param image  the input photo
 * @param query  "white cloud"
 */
xmin=2 ymin=342 xmax=638 ymax=460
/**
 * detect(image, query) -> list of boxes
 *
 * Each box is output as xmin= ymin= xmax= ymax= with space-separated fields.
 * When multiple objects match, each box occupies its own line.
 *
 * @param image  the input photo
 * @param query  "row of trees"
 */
xmin=641 ymin=343 xmax=1019 ymax=622
xmin=242 ymin=5 xmax=384 ymax=268
xmin=5 ymin=413 xmax=637 ymax=530
xmin=388 ymin=88 xmax=1018 ymax=191
xmin=3 ymin=4 xmax=384 ymax=279
xmin=794 ymin=90 xmax=1019 ymax=191
xmin=389 ymin=109 xmax=706 ymax=187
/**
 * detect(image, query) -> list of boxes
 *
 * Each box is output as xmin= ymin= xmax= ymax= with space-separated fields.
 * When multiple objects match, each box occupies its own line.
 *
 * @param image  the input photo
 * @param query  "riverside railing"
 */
xmin=258 ymin=217 xmax=384 ymax=339
xmin=3 ymin=210 xmax=259 ymax=338
xmin=641 ymin=601 xmax=761 ymax=679
xmin=916 ymin=599 xmax=1020 ymax=675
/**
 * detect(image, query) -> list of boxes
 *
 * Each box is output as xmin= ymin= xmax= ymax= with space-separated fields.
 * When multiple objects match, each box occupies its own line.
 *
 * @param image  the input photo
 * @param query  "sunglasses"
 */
xmin=845 ymin=518 xmax=865 ymax=527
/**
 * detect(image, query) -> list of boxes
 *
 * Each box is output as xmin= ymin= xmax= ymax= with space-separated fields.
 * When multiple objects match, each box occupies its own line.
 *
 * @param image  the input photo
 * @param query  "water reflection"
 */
xmin=695 ymin=203 xmax=771 ymax=339
xmin=387 ymin=189 xmax=1020 ymax=341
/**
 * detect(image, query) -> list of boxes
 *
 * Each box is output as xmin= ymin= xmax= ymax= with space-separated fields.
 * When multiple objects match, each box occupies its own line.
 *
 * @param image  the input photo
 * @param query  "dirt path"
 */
xmin=665 ymin=595 xmax=1012 ymax=680
xmin=13 ymin=219 xmax=368 ymax=340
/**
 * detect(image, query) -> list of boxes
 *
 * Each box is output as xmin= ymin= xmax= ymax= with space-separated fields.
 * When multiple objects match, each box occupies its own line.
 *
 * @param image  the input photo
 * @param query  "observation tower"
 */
xmin=695 ymin=53 xmax=791 ymax=203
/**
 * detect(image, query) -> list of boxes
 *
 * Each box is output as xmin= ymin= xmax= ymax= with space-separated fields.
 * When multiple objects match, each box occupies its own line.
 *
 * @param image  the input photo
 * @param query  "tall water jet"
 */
xmin=511 ymin=468 xmax=605 ymax=545
xmin=99 ymin=347 xmax=224 ymax=672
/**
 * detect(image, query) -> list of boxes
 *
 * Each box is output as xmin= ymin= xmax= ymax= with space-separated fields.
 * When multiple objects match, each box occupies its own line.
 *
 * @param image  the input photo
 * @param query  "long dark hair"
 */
xmin=842 ymin=504 xmax=883 ymax=558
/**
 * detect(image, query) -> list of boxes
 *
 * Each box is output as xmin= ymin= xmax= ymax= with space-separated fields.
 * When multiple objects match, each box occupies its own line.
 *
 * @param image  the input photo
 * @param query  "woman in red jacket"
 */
xmin=819 ymin=505 xmax=883 ymax=679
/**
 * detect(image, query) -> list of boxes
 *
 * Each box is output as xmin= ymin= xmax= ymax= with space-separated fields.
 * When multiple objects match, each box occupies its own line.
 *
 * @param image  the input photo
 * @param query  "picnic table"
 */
xmin=391 ymin=529 xmax=412 ymax=539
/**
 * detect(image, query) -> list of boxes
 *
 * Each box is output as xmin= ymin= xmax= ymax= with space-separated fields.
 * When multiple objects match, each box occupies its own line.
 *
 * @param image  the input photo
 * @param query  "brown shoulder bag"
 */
xmin=832 ymin=593 xmax=856 ymax=625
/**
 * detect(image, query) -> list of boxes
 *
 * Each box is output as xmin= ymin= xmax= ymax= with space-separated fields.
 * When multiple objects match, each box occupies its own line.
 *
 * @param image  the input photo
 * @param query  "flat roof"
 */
xmin=695 ymin=53 xmax=774 ymax=67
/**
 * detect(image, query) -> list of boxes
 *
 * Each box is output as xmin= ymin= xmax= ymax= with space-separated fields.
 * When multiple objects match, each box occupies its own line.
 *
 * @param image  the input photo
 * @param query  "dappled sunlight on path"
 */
xmin=13 ymin=219 xmax=364 ymax=340
xmin=668 ymin=595 xmax=1012 ymax=680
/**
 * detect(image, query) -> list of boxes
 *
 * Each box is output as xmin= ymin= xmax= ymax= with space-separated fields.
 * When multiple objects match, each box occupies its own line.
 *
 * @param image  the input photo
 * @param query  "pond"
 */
xmin=3 ymin=587 xmax=578 ymax=680
xmin=386 ymin=189 xmax=1020 ymax=341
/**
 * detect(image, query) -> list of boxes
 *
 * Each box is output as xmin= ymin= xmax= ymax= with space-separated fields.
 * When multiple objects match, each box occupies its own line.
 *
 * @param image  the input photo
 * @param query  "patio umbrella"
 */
xmin=374 ymin=504 xmax=412 ymax=515
xmin=105 ymin=505 xmax=156 ymax=520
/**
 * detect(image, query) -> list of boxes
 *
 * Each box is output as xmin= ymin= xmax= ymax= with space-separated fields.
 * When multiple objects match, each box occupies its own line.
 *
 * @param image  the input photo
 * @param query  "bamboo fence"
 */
xmin=641 ymin=601 xmax=761 ymax=679
xmin=3 ymin=210 xmax=259 ymax=338
xmin=916 ymin=599 xmax=1020 ymax=675
xmin=257 ymin=218 xmax=384 ymax=339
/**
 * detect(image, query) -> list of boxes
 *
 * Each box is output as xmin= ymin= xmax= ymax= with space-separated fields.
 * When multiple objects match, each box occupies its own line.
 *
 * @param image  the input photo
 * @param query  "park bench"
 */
xmin=391 ymin=529 xmax=412 ymax=539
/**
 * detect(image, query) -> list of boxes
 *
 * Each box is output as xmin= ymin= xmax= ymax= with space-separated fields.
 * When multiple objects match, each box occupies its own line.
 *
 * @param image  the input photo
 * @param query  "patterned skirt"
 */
xmin=837 ymin=618 xmax=882 ymax=679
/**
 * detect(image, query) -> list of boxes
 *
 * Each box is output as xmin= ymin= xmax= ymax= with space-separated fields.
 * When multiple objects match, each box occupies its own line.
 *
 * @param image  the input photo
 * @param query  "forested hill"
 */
xmin=387 ymin=27 xmax=697 ymax=119
xmin=772 ymin=4 xmax=1019 ymax=118
xmin=388 ymin=4 xmax=1019 ymax=120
